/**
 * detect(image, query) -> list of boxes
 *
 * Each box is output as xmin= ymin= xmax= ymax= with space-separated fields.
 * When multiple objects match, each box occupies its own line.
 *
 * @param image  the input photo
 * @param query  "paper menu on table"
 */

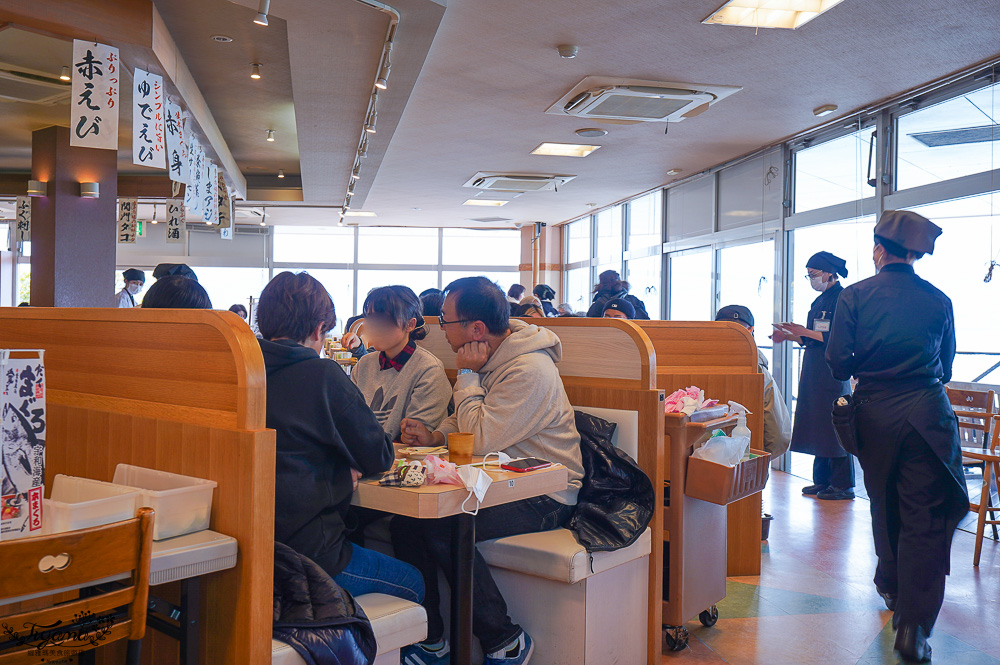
xmin=1 ymin=350 xmax=46 ymax=540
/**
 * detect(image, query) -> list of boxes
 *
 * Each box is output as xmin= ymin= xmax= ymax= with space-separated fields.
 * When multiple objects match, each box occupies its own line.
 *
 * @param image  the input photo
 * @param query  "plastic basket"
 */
xmin=43 ymin=475 xmax=141 ymax=535
xmin=685 ymin=449 xmax=770 ymax=505
xmin=112 ymin=464 xmax=217 ymax=540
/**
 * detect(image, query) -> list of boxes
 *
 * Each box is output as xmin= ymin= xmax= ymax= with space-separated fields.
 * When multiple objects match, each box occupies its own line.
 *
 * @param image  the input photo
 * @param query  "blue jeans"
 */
xmin=325 ymin=543 xmax=425 ymax=604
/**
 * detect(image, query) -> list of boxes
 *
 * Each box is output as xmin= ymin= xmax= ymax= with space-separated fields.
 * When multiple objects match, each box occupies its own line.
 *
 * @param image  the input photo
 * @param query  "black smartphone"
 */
xmin=500 ymin=457 xmax=552 ymax=473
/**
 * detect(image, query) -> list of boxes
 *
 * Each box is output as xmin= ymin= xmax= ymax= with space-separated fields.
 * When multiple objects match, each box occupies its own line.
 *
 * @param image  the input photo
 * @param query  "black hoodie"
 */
xmin=260 ymin=338 xmax=395 ymax=576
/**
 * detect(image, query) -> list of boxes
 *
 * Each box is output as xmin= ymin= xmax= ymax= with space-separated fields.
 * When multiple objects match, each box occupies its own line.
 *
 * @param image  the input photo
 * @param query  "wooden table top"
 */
xmin=352 ymin=456 xmax=569 ymax=520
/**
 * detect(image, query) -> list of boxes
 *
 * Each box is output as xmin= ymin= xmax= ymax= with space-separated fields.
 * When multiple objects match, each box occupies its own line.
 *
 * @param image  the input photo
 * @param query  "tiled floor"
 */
xmin=663 ymin=470 xmax=1000 ymax=664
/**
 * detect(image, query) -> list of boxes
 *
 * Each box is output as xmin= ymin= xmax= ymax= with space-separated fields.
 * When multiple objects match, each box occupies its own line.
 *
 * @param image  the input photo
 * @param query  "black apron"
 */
xmin=790 ymin=283 xmax=851 ymax=458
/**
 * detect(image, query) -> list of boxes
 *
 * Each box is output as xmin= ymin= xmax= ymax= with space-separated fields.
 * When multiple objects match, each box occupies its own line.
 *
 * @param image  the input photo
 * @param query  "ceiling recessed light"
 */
xmin=813 ymin=103 xmax=838 ymax=117
xmin=703 ymin=0 xmax=847 ymax=30
xmin=266 ymin=129 xmax=275 ymax=142
xmin=463 ymin=199 xmax=509 ymax=207
xmin=530 ymin=142 xmax=602 ymax=158
xmin=344 ymin=211 xmax=377 ymax=217
xmin=556 ymin=44 xmax=579 ymax=59
xmin=666 ymin=168 xmax=682 ymax=176
xmin=211 ymin=35 xmax=233 ymax=43
xmin=59 ymin=66 xmax=71 ymax=81
xmin=251 ymin=63 xmax=262 ymax=79
xmin=575 ymin=128 xmax=607 ymax=138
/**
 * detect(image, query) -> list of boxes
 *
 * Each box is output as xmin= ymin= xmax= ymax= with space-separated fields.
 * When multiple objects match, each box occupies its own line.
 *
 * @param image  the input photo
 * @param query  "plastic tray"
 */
xmin=43 ymin=475 xmax=141 ymax=535
xmin=112 ymin=464 xmax=217 ymax=540
xmin=685 ymin=449 xmax=771 ymax=505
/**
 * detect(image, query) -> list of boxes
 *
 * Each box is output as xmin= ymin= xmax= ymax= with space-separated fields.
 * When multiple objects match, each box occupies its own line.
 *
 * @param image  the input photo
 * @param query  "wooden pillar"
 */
xmin=30 ymin=125 xmax=118 ymax=307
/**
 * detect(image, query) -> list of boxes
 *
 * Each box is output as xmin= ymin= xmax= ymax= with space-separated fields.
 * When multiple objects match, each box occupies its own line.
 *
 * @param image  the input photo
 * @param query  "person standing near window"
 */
xmin=774 ymin=252 xmax=854 ymax=500
xmin=826 ymin=211 xmax=966 ymax=663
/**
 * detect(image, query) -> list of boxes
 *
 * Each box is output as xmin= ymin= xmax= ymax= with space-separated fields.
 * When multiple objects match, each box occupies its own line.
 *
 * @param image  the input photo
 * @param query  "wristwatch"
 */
xmin=458 ymin=368 xmax=476 ymax=376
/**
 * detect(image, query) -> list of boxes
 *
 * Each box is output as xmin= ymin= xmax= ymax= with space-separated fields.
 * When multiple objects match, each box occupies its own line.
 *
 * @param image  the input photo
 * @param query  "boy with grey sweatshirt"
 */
xmin=392 ymin=276 xmax=582 ymax=665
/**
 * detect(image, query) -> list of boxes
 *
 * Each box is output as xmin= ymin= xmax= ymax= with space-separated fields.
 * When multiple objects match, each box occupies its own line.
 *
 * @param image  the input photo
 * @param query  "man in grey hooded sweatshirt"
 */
xmin=392 ymin=276 xmax=583 ymax=665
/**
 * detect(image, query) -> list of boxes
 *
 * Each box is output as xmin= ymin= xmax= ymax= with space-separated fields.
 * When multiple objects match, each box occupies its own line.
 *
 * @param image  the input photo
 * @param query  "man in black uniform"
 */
xmin=826 ymin=210 xmax=967 ymax=663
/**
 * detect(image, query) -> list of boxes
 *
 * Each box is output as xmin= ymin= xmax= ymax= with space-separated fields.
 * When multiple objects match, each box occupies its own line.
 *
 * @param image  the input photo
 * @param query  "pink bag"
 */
xmin=423 ymin=455 xmax=463 ymax=486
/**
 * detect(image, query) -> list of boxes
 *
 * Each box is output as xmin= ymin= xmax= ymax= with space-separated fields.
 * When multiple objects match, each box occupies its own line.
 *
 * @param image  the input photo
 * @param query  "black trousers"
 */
xmin=863 ymin=424 xmax=958 ymax=634
xmin=813 ymin=455 xmax=856 ymax=489
xmin=389 ymin=495 xmax=574 ymax=653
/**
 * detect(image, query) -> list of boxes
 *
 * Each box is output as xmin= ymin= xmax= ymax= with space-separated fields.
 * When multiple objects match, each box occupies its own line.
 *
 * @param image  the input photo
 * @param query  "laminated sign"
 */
xmin=70 ymin=40 xmax=119 ymax=150
xmin=1 ymin=350 xmax=46 ymax=540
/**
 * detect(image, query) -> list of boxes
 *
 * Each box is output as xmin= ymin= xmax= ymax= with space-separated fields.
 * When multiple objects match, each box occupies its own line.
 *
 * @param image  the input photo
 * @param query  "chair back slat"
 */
xmin=947 ymin=388 xmax=996 ymax=445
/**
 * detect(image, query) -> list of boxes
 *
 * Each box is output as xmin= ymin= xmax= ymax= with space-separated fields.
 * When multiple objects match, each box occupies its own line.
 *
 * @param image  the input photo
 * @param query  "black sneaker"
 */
xmin=802 ymin=484 xmax=828 ymax=495
xmin=817 ymin=487 xmax=855 ymax=501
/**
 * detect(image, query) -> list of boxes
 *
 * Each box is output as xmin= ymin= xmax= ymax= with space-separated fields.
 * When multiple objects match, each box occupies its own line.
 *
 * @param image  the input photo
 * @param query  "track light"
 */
xmin=278 ymin=169 xmax=285 ymax=178
xmin=266 ymin=129 xmax=275 ymax=142
xmin=59 ymin=66 xmax=71 ymax=81
xmin=251 ymin=63 xmax=262 ymax=79
xmin=351 ymin=164 xmax=361 ymax=181
xmin=254 ymin=0 xmax=270 ymax=25
xmin=365 ymin=111 xmax=377 ymax=134
xmin=151 ymin=206 xmax=158 ymax=224
xmin=375 ymin=61 xmax=390 ymax=90
xmin=359 ymin=137 xmax=368 ymax=158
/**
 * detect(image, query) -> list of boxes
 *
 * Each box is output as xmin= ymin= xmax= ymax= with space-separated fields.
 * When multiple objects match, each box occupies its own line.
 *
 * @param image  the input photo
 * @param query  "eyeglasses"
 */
xmin=438 ymin=315 xmax=475 ymax=327
xmin=804 ymin=271 xmax=824 ymax=280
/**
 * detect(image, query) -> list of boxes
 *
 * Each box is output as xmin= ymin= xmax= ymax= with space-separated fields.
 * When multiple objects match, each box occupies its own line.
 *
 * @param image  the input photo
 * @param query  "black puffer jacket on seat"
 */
xmin=568 ymin=410 xmax=655 ymax=552
xmin=273 ymin=542 xmax=378 ymax=665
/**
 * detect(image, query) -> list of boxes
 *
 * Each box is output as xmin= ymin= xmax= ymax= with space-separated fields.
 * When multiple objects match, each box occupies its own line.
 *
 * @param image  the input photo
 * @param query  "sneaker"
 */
xmin=817 ymin=487 xmax=855 ymax=501
xmin=484 ymin=630 xmax=533 ymax=665
xmin=401 ymin=640 xmax=450 ymax=665
xmin=801 ymin=484 xmax=827 ymax=496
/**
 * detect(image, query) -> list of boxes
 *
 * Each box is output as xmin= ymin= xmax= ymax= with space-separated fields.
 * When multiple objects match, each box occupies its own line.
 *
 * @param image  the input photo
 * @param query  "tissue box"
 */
xmin=1 ymin=350 xmax=46 ymax=540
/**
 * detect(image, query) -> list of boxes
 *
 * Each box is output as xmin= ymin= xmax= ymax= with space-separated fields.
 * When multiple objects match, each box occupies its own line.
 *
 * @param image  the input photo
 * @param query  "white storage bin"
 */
xmin=44 ymin=475 xmax=141 ymax=535
xmin=112 ymin=464 xmax=217 ymax=541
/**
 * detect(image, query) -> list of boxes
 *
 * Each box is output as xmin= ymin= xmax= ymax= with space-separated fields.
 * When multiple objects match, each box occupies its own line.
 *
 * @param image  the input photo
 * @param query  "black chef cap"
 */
xmin=153 ymin=263 xmax=199 ymax=282
xmin=122 ymin=268 xmax=145 ymax=283
xmin=716 ymin=304 xmax=754 ymax=328
xmin=874 ymin=210 xmax=942 ymax=255
xmin=806 ymin=251 xmax=848 ymax=278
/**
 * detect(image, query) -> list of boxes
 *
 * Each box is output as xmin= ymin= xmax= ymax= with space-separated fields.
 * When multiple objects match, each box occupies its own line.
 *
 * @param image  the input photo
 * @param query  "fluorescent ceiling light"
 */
xmin=463 ymin=199 xmax=509 ymax=207
xmin=530 ymin=142 xmax=602 ymax=157
xmin=703 ymin=0 xmax=847 ymax=30
xmin=344 ymin=211 xmax=377 ymax=217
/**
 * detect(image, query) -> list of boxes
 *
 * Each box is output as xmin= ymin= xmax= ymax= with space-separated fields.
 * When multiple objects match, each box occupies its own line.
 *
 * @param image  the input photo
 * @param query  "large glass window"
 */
xmin=442 ymin=229 xmax=520 ymax=267
xmin=357 ymin=270 xmax=439 ymax=309
xmin=794 ymin=126 xmax=876 ymax=213
xmin=566 ymin=218 xmax=592 ymax=265
xmin=565 ymin=267 xmax=591 ymax=314
xmin=594 ymin=206 xmax=623 ymax=276
xmin=717 ymin=240 xmax=775 ymax=347
xmin=188 ymin=266 xmax=271 ymax=312
xmin=277 ymin=268 xmax=355 ymax=333
xmin=359 ymin=228 xmax=438 ymax=265
xmin=273 ymin=227 xmax=354 ymax=264
xmin=897 ymin=81 xmax=1000 ymax=190
xmin=626 ymin=254 xmax=662 ymax=320
xmin=628 ymin=192 xmax=662 ymax=250
xmin=668 ymin=248 xmax=712 ymax=320
xmin=441 ymin=270 xmax=518 ymax=294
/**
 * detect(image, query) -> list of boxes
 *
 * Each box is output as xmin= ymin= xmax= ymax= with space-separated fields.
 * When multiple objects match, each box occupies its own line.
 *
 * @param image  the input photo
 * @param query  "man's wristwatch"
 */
xmin=458 ymin=368 xmax=476 ymax=376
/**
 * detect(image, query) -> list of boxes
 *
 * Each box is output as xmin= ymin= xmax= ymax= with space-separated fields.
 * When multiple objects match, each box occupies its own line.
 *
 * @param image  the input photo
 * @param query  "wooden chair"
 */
xmin=948 ymin=387 xmax=999 ymax=540
xmin=0 ymin=508 xmax=154 ymax=664
xmin=962 ymin=417 xmax=1000 ymax=566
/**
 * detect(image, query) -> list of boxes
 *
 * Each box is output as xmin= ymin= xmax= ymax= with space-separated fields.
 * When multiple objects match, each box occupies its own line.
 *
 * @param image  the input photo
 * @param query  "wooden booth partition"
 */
xmin=636 ymin=321 xmax=766 ymax=577
xmin=0 ymin=308 xmax=276 ymax=665
xmin=421 ymin=317 xmax=665 ymax=665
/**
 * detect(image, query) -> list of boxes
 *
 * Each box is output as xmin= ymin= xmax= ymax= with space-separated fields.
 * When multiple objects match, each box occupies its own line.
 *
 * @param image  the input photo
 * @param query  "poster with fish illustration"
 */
xmin=1 ymin=350 xmax=46 ymax=540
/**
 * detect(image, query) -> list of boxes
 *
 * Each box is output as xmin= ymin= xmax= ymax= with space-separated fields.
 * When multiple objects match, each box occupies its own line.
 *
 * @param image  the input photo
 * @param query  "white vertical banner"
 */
xmin=132 ymin=68 xmax=166 ymax=168
xmin=218 ymin=171 xmax=233 ymax=240
xmin=190 ymin=142 xmax=206 ymax=215
xmin=164 ymin=99 xmax=189 ymax=185
xmin=117 ymin=198 xmax=138 ymax=243
xmin=183 ymin=138 xmax=199 ymax=211
xmin=15 ymin=197 xmax=30 ymax=242
xmin=166 ymin=198 xmax=185 ymax=244
xmin=70 ymin=40 xmax=119 ymax=150
xmin=203 ymin=162 xmax=219 ymax=226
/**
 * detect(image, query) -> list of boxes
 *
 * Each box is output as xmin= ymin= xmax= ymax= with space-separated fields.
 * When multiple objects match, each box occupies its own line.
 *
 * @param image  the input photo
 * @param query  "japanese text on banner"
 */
xmin=203 ymin=162 xmax=219 ymax=226
xmin=1 ymin=350 xmax=46 ymax=540
xmin=117 ymin=198 xmax=138 ymax=243
xmin=15 ymin=197 xmax=30 ymax=242
xmin=70 ymin=40 xmax=119 ymax=150
xmin=218 ymin=170 xmax=233 ymax=240
xmin=166 ymin=198 xmax=185 ymax=244
xmin=132 ymin=68 xmax=166 ymax=168
xmin=164 ymin=99 xmax=189 ymax=184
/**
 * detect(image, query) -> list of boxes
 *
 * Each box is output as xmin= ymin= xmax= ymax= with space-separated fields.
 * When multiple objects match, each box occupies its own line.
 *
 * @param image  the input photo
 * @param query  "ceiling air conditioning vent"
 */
xmin=463 ymin=172 xmax=576 ymax=192
xmin=468 ymin=217 xmax=513 ymax=223
xmin=547 ymin=77 xmax=741 ymax=123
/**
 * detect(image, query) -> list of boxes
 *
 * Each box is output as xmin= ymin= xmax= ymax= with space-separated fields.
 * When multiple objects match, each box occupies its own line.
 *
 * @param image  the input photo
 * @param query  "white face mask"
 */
xmin=809 ymin=275 xmax=827 ymax=292
xmin=127 ymin=283 xmax=142 ymax=295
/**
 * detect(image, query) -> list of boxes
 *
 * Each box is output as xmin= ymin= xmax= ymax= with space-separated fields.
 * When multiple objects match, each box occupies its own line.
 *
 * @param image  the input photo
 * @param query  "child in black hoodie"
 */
xmin=257 ymin=271 xmax=423 ymax=604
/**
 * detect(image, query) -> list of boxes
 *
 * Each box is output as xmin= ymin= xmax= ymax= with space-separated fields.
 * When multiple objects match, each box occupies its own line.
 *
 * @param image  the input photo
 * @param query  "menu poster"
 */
xmin=165 ymin=99 xmax=189 ymax=185
xmin=132 ymin=68 xmax=166 ymax=169
xmin=117 ymin=198 xmax=138 ymax=243
xmin=188 ymin=142 xmax=205 ymax=215
xmin=70 ymin=40 xmax=119 ymax=150
xmin=218 ymin=170 xmax=233 ymax=240
xmin=1 ymin=350 xmax=46 ymax=540
xmin=204 ymin=162 xmax=219 ymax=226
xmin=166 ymin=198 xmax=185 ymax=244
xmin=183 ymin=137 xmax=199 ymax=212
xmin=15 ymin=197 xmax=30 ymax=242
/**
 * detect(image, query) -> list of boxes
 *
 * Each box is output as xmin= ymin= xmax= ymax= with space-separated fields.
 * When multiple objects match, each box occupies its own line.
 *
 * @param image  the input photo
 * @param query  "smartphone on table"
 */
xmin=500 ymin=457 xmax=552 ymax=473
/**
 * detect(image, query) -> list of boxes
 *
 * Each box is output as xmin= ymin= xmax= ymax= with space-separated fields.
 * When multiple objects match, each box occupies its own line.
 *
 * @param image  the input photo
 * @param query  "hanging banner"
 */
xmin=187 ymin=142 xmax=205 ymax=215
xmin=164 ymin=99 xmax=189 ymax=184
xmin=218 ymin=171 xmax=233 ymax=240
xmin=203 ymin=162 xmax=219 ymax=226
xmin=183 ymin=138 xmax=199 ymax=211
xmin=166 ymin=198 xmax=185 ymax=244
xmin=70 ymin=40 xmax=119 ymax=150
xmin=132 ymin=68 xmax=166 ymax=168
xmin=15 ymin=197 xmax=30 ymax=242
xmin=1 ymin=350 xmax=46 ymax=540
xmin=117 ymin=198 xmax=138 ymax=243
